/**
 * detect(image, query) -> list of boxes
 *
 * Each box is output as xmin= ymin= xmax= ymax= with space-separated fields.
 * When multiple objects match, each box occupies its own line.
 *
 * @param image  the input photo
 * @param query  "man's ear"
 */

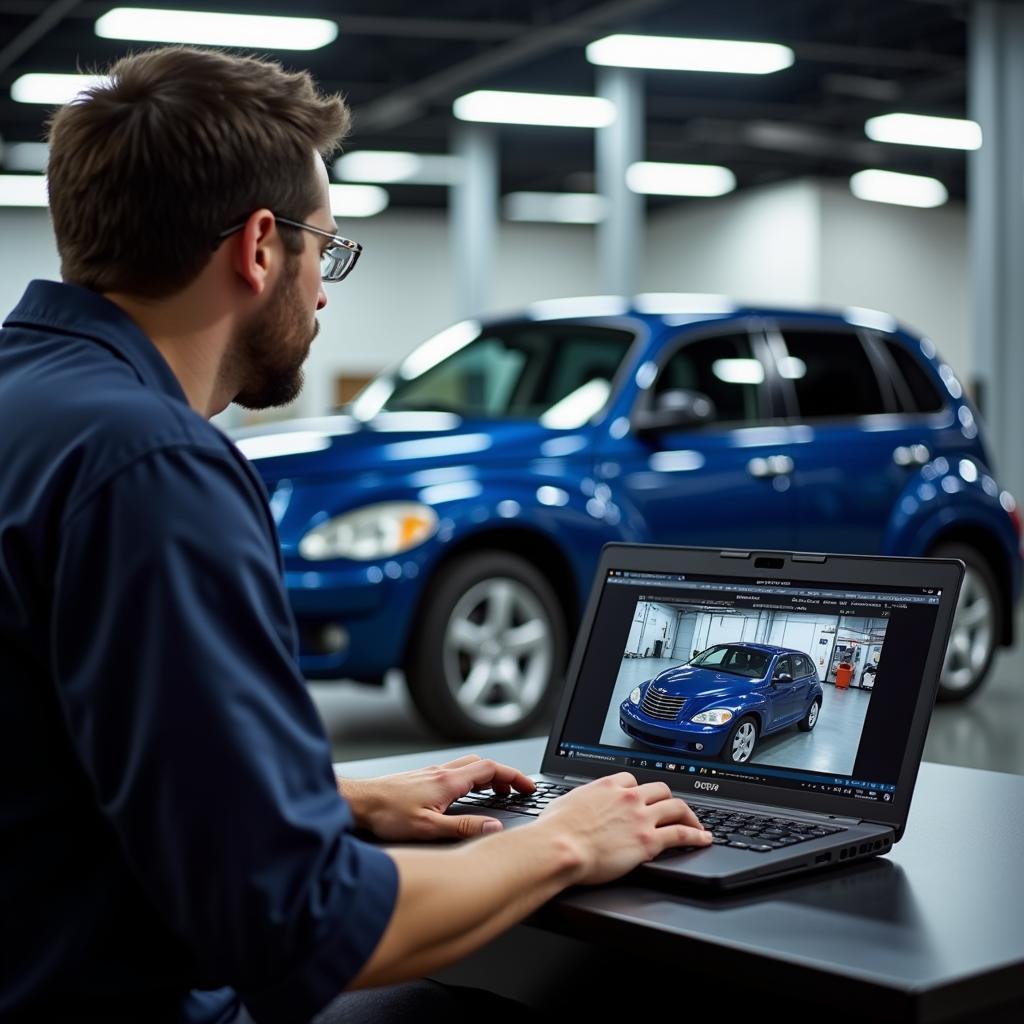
xmin=232 ymin=209 xmax=278 ymax=296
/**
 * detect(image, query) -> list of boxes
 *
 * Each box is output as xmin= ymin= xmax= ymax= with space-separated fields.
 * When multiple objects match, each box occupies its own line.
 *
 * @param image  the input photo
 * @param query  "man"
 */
xmin=0 ymin=47 xmax=710 ymax=1022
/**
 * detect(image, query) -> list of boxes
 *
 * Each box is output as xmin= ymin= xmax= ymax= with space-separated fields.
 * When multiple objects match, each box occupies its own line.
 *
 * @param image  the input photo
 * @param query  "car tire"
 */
xmin=404 ymin=550 xmax=568 ymax=741
xmin=798 ymin=697 xmax=821 ymax=732
xmin=930 ymin=542 xmax=1002 ymax=702
xmin=721 ymin=715 xmax=759 ymax=764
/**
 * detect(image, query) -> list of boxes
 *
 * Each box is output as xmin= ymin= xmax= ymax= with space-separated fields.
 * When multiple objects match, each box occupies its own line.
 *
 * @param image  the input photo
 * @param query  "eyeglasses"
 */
xmin=217 ymin=215 xmax=362 ymax=283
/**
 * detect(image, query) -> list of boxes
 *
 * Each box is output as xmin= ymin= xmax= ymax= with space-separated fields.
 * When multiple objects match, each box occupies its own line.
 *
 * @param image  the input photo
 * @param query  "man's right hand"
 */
xmin=537 ymin=772 xmax=712 ymax=885
xmin=351 ymin=771 xmax=712 ymax=989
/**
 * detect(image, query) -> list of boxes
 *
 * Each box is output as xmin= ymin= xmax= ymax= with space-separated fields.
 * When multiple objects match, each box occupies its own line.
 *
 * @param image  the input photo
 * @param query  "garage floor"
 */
xmin=312 ymin=614 xmax=1024 ymax=777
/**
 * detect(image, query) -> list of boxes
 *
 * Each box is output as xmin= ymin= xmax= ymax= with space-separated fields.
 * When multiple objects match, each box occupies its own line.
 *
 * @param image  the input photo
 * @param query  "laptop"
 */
xmin=449 ymin=544 xmax=963 ymax=890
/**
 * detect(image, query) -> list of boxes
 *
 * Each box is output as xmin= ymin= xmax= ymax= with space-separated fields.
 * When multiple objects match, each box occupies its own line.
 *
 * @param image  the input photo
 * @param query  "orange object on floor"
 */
xmin=835 ymin=663 xmax=853 ymax=688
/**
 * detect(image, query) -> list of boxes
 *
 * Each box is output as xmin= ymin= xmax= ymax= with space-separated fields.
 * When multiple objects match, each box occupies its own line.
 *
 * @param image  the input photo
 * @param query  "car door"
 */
xmin=607 ymin=325 xmax=799 ymax=550
xmin=762 ymin=322 xmax=943 ymax=554
xmin=793 ymin=653 xmax=818 ymax=715
xmin=768 ymin=654 xmax=801 ymax=727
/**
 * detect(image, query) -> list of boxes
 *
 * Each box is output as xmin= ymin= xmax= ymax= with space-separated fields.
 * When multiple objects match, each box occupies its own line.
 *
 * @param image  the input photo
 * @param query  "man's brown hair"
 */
xmin=47 ymin=46 xmax=350 ymax=298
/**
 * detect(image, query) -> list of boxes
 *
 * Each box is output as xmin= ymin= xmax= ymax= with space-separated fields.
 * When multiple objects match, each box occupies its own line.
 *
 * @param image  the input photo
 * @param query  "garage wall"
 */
xmin=817 ymin=181 xmax=970 ymax=385
xmin=644 ymin=178 xmax=821 ymax=306
xmin=0 ymin=180 xmax=970 ymax=419
xmin=645 ymin=178 xmax=970 ymax=385
xmin=625 ymin=601 xmax=677 ymax=657
xmin=0 ymin=206 xmax=598 ymax=420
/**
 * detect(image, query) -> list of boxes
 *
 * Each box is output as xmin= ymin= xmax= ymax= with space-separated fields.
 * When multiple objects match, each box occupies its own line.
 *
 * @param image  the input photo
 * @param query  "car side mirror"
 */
xmin=773 ymin=672 xmax=793 ymax=686
xmin=632 ymin=389 xmax=717 ymax=435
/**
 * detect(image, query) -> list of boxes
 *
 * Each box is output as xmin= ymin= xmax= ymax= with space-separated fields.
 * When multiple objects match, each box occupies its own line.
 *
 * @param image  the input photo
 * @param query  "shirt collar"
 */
xmin=4 ymin=279 xmax=190 ymax=405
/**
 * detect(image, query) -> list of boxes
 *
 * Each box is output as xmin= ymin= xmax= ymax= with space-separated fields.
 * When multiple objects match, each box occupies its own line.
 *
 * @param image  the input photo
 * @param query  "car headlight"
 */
xmin=299 ymin=502 xmax=438 ymax=561
xmin=691 ymin=709 xmax=734 ymax=726
xmin=629 ymin=687 xmax=642 ymax=705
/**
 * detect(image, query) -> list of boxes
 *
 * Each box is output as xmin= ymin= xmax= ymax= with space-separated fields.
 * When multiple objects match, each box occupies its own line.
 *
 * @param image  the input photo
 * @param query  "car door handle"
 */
xmin=747 ymin=455 xmax=794 ymax=479
xmin=893 ymin=444 xmax=930 ymax=467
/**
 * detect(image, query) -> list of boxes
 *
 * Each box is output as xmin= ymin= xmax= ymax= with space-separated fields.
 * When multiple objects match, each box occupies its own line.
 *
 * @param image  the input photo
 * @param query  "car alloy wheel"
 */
xmin=443 ymin=577 xmax=553 ymax=728
xmin=931 ymin=542 xmax=1001 ymax=701
xmin=405 ymin=550 xmax=567 ymax=740
xmin=799 ymin=698 xmax=821 ymax=732
xmin=729 ymin=719 xmax=757 ymax=763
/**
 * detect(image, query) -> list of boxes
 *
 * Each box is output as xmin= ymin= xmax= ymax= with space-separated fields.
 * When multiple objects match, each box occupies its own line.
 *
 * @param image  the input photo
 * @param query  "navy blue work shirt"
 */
xmin=0 ymin=281 xmax=398 ymax=1022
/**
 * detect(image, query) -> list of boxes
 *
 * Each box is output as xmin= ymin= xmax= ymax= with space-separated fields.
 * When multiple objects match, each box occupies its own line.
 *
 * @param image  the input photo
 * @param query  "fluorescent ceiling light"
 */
xmin=587 ymin=34 xmax=793 ymax=74
xmin=453 ymin=90 xmax=615 ymax=128
xmin=626 ymin=161 xmax=736 ymax=197
xmin=334 ymin=151 xmax=461 ymax=185
xmin=0 ymin=174 xmax=48 ymax=206
xmin=849 ymin=169 xmax=948 ymax=208
xmin=2 ymin=142 xmax=48 ymax=172
xmin=504 ymin=192 xmax=607 ymax=223
xmin=864 ymin=113 xmax=982 ymax=151
xmin=95 ymin=7 xmax=337 ymax=50
xmin=328 ymin=183 xmax=388 ymax=217
xmin=11 ymin=73 xmax=105 ymax=105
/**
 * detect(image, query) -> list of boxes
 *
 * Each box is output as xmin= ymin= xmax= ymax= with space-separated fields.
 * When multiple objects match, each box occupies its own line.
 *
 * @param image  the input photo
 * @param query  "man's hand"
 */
xmin=336 ymin=754 xmax=535 ymax=841
xmin=536 ymin=772 xmax=712 ymax=884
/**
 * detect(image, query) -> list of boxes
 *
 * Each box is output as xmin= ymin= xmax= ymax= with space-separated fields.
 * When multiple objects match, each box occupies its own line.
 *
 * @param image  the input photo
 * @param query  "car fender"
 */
xmin=882 ymin=456 xmax=1019 ymax=566
xmin=403 ymin=475 xmax=641 ymax=628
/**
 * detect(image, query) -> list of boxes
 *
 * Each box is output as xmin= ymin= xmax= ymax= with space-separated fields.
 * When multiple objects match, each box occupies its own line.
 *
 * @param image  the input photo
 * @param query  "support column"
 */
xmin=450 ymin=124 xmax=497 ymax=319
xmin=597 ymin=67 xmax=644 ymax=297
xmin=969 ymin=0 xmax=1024 ymax=503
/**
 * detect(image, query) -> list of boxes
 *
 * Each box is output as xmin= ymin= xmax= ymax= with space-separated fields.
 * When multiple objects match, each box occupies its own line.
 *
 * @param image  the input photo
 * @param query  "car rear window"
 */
xmin=882 ymin=338 xmax=946 ymax=413
xmin=777 ymin=328 xmax=888 ymax=419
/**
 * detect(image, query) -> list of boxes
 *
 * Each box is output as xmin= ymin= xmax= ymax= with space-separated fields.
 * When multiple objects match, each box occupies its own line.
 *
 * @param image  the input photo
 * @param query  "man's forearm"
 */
xmin=348 ymin=821 xmax=583 ymax=990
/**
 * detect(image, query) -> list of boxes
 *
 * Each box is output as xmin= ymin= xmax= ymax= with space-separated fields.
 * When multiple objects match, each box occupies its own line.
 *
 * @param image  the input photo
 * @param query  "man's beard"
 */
xmin=230 ymin=258 xmax=319 ymax=411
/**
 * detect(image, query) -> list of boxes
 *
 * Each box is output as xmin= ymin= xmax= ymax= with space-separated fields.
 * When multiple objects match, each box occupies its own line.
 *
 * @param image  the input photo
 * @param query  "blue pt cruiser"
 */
xmin=619 ymin=642 xmax=825 ymax=764
xmin=234 ymin=296 xmax=1022 ymax=741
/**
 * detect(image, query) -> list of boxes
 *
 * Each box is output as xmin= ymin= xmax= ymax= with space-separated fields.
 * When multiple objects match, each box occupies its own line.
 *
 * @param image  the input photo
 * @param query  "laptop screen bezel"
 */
xmin=541 ymin=543 xmax=963 ymax=837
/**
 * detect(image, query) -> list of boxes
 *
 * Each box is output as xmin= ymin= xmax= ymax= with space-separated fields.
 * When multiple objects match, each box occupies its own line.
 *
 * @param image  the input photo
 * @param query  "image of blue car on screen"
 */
xmin=604 ymin=599 xmax=888 ymax=771
xmin=618 ymin=642 xmax=824 ymax=764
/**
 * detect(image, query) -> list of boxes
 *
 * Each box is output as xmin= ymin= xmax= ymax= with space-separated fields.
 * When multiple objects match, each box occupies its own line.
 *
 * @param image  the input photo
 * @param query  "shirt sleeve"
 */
xmin=50 ymin=444 xmax=397 ymax=1024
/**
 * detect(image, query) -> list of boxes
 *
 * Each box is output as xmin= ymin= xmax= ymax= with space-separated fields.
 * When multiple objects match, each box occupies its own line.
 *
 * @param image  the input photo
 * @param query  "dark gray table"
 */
xmin=335 ymin=738 xmax=1024 ymax=1023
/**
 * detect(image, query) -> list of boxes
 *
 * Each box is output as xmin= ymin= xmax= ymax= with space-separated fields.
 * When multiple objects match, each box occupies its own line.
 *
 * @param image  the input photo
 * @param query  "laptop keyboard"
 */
xmin=455 ymin=780 xmax=573 ymax=815
xmin=454 ymin=785 xmax=847 ymax=854
xmin=686 ymin=802 xmax=846 ymax=853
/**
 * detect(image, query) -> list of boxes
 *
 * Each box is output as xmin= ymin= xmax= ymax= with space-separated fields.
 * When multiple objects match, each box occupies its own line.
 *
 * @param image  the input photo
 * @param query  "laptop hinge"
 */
xmin=562 ymin=775 xmax=594 ymax=784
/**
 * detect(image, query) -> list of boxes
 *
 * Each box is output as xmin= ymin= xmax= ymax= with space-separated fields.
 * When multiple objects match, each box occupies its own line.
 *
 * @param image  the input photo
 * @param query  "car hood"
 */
xmin=231 ymin=412 xmax=593 ymax=481
xmin=646 ymin=664 xmax=767 ymax=700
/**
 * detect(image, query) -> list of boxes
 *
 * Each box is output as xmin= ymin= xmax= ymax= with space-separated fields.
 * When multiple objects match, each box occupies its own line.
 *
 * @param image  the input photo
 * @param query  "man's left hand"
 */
xmin=336 ymin=754 xmax=535 ymax=840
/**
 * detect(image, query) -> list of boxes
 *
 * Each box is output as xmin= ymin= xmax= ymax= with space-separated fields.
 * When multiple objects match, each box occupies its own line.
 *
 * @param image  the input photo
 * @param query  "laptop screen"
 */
xmin=554 ymin=565 xmax=945 ymax=807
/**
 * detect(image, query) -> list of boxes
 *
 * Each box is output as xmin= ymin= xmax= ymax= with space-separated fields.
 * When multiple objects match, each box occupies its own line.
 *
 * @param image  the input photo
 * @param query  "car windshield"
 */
xmin=691 ymin=645 xmax=770 ymax=679
xmin=357 ymin=322 xmax=634 ymax=426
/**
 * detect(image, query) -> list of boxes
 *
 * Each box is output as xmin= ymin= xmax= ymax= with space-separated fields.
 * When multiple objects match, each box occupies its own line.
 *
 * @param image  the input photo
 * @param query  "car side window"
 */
xmin=797 ymin=655 xmax=814 ymax=678
xmin=777 ymin=328 xmax=888 ymax=419
xmin=385 ymin=325 xmax=633 ymax=420
xmin=882 ymin=338 xmax=945 ymax=413
xmin=774 ymin=655 xmax=793 ymax=678
xmin=654 ymin=333 xmax=765 ymax=424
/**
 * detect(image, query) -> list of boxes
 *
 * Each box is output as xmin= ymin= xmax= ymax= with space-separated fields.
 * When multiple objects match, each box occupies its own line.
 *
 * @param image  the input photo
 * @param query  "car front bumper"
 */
xmin=618 ymin=702 xmax=729 ymax=756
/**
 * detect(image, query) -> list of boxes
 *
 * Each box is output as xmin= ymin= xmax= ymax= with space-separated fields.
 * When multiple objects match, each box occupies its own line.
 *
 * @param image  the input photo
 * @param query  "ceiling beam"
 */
xmin=0 ymin=0 xmax=81 ymax=76
xmin=352 ymin=0 xmax=675 ymax=135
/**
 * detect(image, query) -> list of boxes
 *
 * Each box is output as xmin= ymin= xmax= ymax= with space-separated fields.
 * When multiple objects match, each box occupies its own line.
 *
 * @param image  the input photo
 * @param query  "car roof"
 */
xmin=480 ymin=294 xmax=914 ymax=338
xmin=706 ymin=642 xmax=806 ymax=656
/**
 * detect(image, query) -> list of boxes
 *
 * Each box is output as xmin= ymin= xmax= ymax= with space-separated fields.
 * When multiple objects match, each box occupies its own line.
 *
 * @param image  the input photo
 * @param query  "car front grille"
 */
xmin=640 ymin=689 xmax=686 ymax=721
